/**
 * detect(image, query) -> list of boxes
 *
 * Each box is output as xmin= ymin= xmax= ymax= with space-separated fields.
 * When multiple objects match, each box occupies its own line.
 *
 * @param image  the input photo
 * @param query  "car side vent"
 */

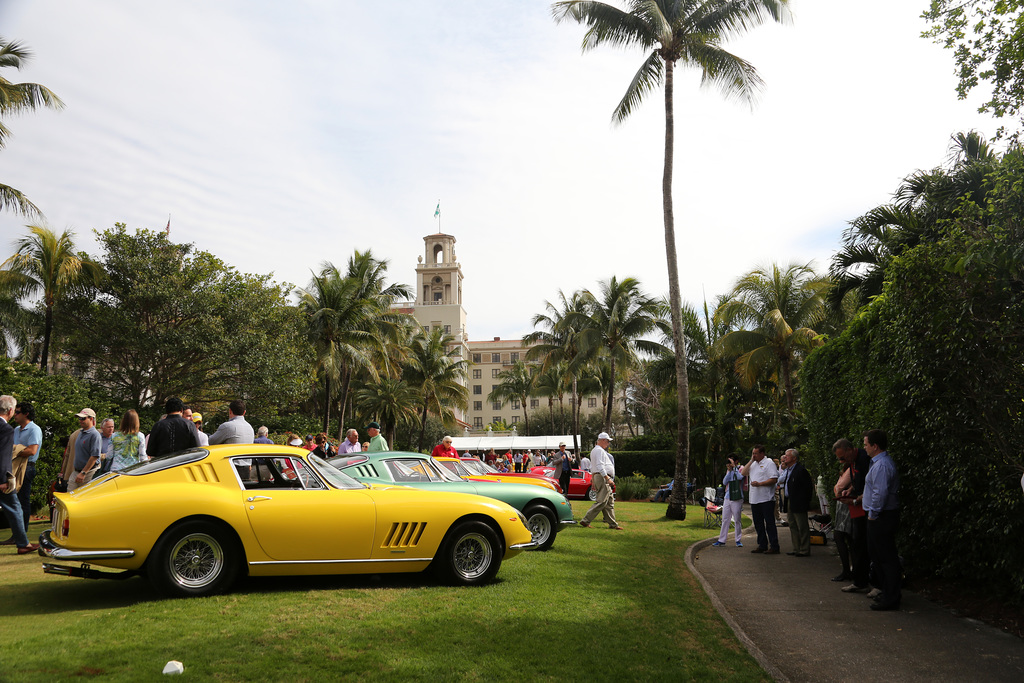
xmin=355 ymin=464 xmax=378 ymax=478
xmin=182 ymin=463 xmax=221 ymax=484
xmin=381 ymin=522 xmax=427 ymax=548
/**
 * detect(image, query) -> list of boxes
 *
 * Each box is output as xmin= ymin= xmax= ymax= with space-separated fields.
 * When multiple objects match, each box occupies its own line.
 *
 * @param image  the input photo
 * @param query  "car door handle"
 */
xmin=247 ymin=495 xmax=273 ymax=502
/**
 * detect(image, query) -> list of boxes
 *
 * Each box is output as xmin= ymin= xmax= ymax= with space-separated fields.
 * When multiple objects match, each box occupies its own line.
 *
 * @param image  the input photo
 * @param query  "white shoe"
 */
xmin=866 ymin=588 xmax=882 ymax=599
xmin=842 ymin=584 xmax=869 ymax=593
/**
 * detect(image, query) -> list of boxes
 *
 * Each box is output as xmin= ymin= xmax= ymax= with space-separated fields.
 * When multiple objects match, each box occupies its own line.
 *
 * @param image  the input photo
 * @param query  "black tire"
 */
xmin=523 ymin=503 xmax=557 ymax=551
xmin=436 ymin=520 xmax=502 ymax=585
xmin=148 ymin=520 xmax=240 ymax=598
xmin=586 ymin=486 xmax=597 ymax=502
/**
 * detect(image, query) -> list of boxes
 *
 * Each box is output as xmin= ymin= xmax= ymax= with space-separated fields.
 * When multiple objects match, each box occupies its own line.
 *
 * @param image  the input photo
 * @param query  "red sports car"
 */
xmin=530 ymin=467 xmax=599 ymax=501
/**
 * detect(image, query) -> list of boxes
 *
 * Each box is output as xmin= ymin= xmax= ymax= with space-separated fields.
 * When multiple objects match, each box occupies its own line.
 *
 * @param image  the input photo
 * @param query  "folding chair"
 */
xmin=703 ymin=487 xmax=723 ymax=528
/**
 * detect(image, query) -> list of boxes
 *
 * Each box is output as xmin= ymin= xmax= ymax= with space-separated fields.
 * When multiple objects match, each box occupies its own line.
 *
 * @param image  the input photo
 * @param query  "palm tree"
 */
xmin=297 ymin=250 xmax=412 ymax=437
xmin=1 ymin=38 xmax=64 ymax=217
xmin=714 ymin=262 xmax=830 ymax=412
xmin=570 ymin=276 xmax=668 ymax=432
xmin=0 ymin=225 xmax=102 ymax=372
xmin=487 ymin=360 xmax=536 ymax=435
xmin=552 ymin=0 xmax=791 ymax=519
xmin=404 ymin=327 xmax=469 ymax=451
xmin=531 ymin=362 xmax=567 ymax=433
xmin=354 ymin=377 xmax=420 ymax=450
xmin=524 ymin=290 xmax=590 ymax=450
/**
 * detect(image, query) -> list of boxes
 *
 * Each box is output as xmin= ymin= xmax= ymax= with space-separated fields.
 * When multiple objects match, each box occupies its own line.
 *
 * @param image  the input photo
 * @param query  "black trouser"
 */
xmin=559 ymin=470 xmax=571 ymax=496
xmin=850 ymin=514 xmax=871 ymax=587
xmin=751 ymin=500 xmax=779 ymax=550
xmin=834 ymin=530 xmax=851 ymax=576
xmin=867 ymin=509 xmax=901 ymax=606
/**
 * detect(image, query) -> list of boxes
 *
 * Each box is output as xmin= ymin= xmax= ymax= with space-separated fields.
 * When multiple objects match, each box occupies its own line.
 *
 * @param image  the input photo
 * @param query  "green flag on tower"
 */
xmin=434 ymin=202 xmax=440 ymax=218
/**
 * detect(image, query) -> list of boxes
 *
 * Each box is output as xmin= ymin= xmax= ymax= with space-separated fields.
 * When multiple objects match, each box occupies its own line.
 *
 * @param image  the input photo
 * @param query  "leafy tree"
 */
xmin=924 ymin=1 xmax=1024 ymax=135
xmin=0 ymin=38 xmax=64 ymax=217
xmin=404 ymin=327 xmax=468 ymax=451
xmin=714 ymin=262 xmax=829 ymax=412
xmin=0 ymin=225 xmax=102 ymax=372
xmin=570 ymin=276 xmax=668 ymax=432
xmin=56 ymin=225 xmax=311 ymax=414
xmin=487 ymin=360 xmax=536 ymax=435
xmin=552 ymin=0 xmax=791 ymax=520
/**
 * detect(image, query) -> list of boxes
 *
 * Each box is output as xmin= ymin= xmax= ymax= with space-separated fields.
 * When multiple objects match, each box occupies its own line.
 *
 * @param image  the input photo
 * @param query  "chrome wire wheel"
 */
xmin=167 ymin=532 xmax=225 ymax=589
xmin=452 ymin=532 xmax=493 ymax=581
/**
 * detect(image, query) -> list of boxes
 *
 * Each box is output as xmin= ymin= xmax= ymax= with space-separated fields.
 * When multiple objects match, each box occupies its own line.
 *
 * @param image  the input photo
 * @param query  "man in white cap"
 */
xmin=68 ymin=408 xmax=101 ymax=492
xmin=552 ymin=441 xmax=572 ymax=495
xmin=579 ymin=432 xmax=622 ymax=530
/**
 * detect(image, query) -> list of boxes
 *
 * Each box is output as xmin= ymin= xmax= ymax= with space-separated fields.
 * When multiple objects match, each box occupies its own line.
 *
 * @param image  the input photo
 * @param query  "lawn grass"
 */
xmin=0 ymin=505 xmax=767 ymax=682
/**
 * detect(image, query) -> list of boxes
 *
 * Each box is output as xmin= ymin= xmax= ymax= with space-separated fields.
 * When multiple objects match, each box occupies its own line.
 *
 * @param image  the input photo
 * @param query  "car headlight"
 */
xmin=516 ymin=511 xmax=528 ymax=528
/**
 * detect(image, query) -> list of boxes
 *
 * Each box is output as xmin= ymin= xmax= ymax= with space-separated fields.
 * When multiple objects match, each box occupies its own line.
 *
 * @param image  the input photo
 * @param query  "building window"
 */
xmin=473 ymin=353 xmax=481 ymax=363
xmin=444 ymin=325 xmax=451 ymax=334
xmin=433 ymin=292 xmax=442 ymax=301
xmin=530 ymin=399 xmax=539 ymax=409
xmin=491 ymin=353 xmax=500 ymax=363
xmin=473 ymin=417 xmax=483 ymax=428
xmin=511 ymin=352 xmax=519 ymax=362
xmin=473 ymin=385 xmax=481 ymax=395
xmin=588 ymin=397 xmax=597 ymax=408
xmin=423 ymin=325 xmax=429 ymax=333
xmin=512 ymin=400 xmax=520 ymax=410
xmin=473 ymin=369 xmax=481 ymax=379
xmin=492 ymin=401 xmax=501 ymax=411
xmin=511 ymin=416 xmax=520 ymax=424
xmin=473 ymin=401 xmax=482 ymax=411
xmin=491 ymin=368 xmax=500 ymax=378
xmin=492 ymin=416 xmax=501 ymax=425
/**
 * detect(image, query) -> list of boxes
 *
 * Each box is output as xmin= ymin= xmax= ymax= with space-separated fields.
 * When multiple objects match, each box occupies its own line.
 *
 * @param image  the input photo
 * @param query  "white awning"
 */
xmin=449 ymin=434 xmax=582 ymax=453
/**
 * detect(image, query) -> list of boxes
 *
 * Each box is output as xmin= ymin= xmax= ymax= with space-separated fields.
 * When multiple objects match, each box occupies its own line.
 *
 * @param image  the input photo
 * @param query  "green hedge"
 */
xmin=802 ymin=235 xmax=1024 ymax=601
xmin=611 ymin=450 xmax=676 ymax=478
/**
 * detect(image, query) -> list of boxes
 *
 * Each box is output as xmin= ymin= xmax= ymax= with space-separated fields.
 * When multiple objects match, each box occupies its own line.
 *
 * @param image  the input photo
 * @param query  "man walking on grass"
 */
xmin=579 ymin=432 xmax=622 ymax=530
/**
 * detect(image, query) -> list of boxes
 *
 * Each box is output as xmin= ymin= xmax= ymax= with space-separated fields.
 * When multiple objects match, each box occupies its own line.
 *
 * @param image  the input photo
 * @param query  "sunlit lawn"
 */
xmin=0 ymin=505 xmax=766 ymax=682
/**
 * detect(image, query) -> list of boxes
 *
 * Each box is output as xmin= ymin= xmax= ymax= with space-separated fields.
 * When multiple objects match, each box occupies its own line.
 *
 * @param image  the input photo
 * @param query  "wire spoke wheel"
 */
xmin=452 ymin=532 xmax=493 ymax=580
xmin=168 ymin=533 xmax=225 ymax=589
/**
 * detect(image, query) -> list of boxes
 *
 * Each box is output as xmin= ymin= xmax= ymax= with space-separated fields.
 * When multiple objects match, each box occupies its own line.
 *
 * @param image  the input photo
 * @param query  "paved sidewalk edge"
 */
xmin=685 ymin=535 xmax=788 ymax=683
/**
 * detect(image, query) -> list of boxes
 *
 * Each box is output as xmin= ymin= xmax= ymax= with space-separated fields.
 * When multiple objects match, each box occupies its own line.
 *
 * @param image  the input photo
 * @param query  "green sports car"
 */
xmin=329 ymin=451 xmax=574 ymax=551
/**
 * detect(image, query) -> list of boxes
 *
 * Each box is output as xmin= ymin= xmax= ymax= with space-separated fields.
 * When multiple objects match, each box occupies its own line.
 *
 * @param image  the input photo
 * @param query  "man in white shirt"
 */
xmin=579 ymin=432 xmax=622 ymax=530
xmin=741 ymin=444 xmax=780 ymax=554
xmin=338 ymin=429 xmax=361 ymax=454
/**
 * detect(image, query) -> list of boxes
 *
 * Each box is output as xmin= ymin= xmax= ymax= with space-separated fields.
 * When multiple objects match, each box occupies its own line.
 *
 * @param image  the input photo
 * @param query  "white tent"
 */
xmin=449 ymin=434 xmax=582 ymax=454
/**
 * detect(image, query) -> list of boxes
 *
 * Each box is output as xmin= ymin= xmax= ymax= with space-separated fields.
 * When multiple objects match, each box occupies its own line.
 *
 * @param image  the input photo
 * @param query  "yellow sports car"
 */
xmin=39 ymin=445 xmax=535 ymax=597
xmin=434 ymin=457 xmax=560 ymax=492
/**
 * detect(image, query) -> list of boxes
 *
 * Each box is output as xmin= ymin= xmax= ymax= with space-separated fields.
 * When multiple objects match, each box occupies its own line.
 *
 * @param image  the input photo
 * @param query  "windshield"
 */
xmin=307 ymin=453 xmax=367 ymax=490
xmin=438 ymin=459 xmax=473 ymax=477
xmin=461 ymin=459 xmax=496 ymax=475
xmin=428 ymin=457 xmax=466 ymax=482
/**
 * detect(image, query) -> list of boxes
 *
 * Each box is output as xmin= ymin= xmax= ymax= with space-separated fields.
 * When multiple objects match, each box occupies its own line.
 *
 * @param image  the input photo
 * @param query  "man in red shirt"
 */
xmin=430 ymin=435 xmax=458 ymax=459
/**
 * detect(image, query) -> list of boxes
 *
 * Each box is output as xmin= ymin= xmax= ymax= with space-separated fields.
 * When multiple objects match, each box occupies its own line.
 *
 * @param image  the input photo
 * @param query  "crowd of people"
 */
xmin=706 ymin=429 xmax=902 ymax=611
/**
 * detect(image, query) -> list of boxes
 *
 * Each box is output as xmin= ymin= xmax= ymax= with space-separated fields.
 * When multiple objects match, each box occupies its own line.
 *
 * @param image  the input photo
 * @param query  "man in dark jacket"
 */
xmin=782 ymin=448 xmax=813 ymax=557
xmin=147 ymin=397 xmax=199 ymax=459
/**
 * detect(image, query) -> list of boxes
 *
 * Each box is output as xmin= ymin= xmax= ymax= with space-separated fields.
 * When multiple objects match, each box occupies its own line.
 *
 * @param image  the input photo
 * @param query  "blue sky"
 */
xmin=0 ymin=0 xmax=1001 ymax=340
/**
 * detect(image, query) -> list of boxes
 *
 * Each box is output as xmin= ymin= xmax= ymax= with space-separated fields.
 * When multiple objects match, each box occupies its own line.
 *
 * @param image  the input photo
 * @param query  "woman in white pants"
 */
xmin=713 ymin=454 xmax=745 ymax=546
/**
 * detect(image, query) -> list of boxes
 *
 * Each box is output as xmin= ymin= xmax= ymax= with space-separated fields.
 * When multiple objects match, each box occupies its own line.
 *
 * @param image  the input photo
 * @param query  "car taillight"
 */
xmin=62 ymin=517 xmax=69 ymax=537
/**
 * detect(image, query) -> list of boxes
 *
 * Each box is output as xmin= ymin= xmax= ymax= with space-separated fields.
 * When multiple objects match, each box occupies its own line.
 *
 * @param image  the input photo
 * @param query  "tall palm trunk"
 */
xmin=571 ymin=377 xmax=580 ymax=453
xmin=548 ymin=396 xmax=555 ymax=433
xmin=663 ymin=60 xmax=691 ymax=521
xmin=604 ymin=357 xmax=616 ymax=432
xmin=337 ymin=367 xmax=352 ymax=442
xmin=40 ymin=300 xmax=53 ymax=372
xmin=418 ymin=403 xmax=429 ymax=452
xmin=323 ymin=373 xmax=332 ymax=433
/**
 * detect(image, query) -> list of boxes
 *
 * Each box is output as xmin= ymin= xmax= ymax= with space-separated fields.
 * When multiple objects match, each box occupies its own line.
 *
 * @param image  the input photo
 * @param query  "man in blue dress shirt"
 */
xmin=862 ymin=429 xmax=901 ymax=611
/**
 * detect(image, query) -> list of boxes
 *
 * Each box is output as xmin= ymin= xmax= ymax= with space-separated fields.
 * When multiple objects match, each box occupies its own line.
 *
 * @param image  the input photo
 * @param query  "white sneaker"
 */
xmin=866 ymin=588 xmax=882 ymax=599
xmin=841 ymin=584 xmax=869 ymax=593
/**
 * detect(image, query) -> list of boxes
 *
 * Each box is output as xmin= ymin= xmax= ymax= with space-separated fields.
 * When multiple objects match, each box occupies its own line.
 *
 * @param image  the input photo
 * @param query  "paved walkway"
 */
xmin=688 ymin=518 xmax=1024 ymax=682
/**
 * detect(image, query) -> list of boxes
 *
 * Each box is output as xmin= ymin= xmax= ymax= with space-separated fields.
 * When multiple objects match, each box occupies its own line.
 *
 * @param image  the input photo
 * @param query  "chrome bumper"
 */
xmin=38 ymin=530 xmax=136 ymax=561
xmin=509 ymin=540 xmax=539 ymax=550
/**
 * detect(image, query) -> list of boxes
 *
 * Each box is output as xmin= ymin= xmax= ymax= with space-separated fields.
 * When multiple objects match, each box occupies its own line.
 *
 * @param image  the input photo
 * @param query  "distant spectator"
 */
xmin=365 ymin=422 xmax=388 ymax=452
xmin=98 ymin=418 xmax=115 ymax=474
xmin=303 ymin=434 xmax=316 ymax=451
xmin=209 ymin=399 xmax=255 ymax=445
xmin=147 ymin=398 xmax=200 ymax=459
xmin=189 ymin=413 xmax=209 ymax=446
xmin=12 ymin=401 xmax=42 ymax=530
xmin=286 ymin=432 xmax=302 ymax=447
xmin=580 ymin=451 xmax=592 ymax=472
xmin=338 ymin=429 xmax=361 ymax=453
xmin=0 ymin=394 xmax=38 ymax=554
xmin=431 ymin=435 xmax=457 ymax=459
xmin=782 ymin=449 xmax=813 ymax=557
xmin=254 ymin=426 xmax=274 ymax=445
xmin=741 ymin=445 xmax=780 ymax=554
xmin=111 ymin=409 xmax=148 ymax=472
xmin=313 ymin=433 xmax=335 ymax=459
xmin=68 ymin=408 xmax=102 ymax=492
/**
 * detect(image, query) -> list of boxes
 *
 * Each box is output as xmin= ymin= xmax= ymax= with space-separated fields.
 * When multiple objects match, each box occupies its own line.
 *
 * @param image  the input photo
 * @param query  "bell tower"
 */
xmin=411 ymin=232 xmax=469 ymax=370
